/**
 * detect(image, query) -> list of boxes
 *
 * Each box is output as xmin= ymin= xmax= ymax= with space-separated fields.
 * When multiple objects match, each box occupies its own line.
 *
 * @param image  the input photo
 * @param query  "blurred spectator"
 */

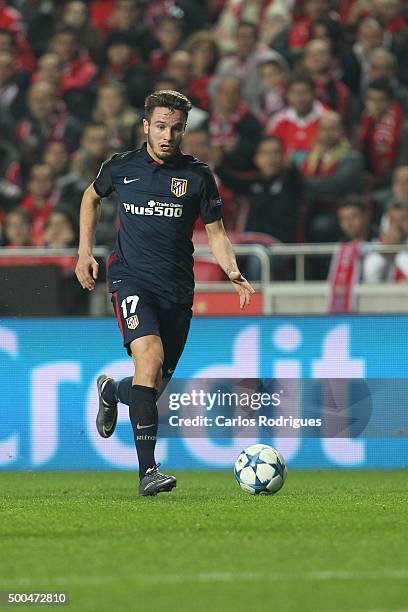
xmin=371 ymin=0 xmax=407 ymax=37
xmin=216 ymin=136 xmax=303 ymax=243
xmin=43 ymin=208 xmax=78 ymax=248
xmin=363 ymin=201 xmax=408 ymax=281
xmin=215 ymin=21 xmax=278 ymax=104
xmin=249 ymin=56 xmax=288 ymax=125
xmin=0 ymin=2 xmax=23 ymax=33
xmin=311 ymin=16 xmax=345 ymax=61
xmin=337 ymin=196 xmax=370 ymax=242
xmin=184 ymin=30 xmax=219 ymax=111
xmin=209 ymin=74 xmax=262 ymax=171
xmin=327 ymin=195 xmax=370 ymax=311
xmin=16 ymin=81 xmax=82 ymax=162
xmin=289 ymin=0 xmax=335 ymax=52
xmin=391 ymin=166 xmax=408 ymax=202
xmin=182 ymin=128 xmax=236 ymax=229
xmin=342 ymin=17 xmax=386 ymax=98
xmin=303 ymin=111 xmax=365 ymax=208
xmin=358 ymin=78 xmax=408 ymax=187
xmin=0 ymin=27 xmax=35 ymax=74
xmin=62 ymin=122 xmax=116 ymax=247
xmin=101 ymin=32 xmax=151 ymax=110
xmin=367 ymin=48 xmax=408 ymax=115
xmin=93 ymin=82 xmax=140 ymax=150
xmin=50 ymin=27 xmax=97 ymax=119
xmin=20 ymin=163 xmax=58 ymax=246
xmin=146 ymin=2 xmax=200 ymax=37
xmin=59 ymin=123 xmax=110 ymax=214
xmin=2 ymin=209 xmax=32 ymax=247
xmin=149 ymin=14 xmax=184 ymax=77
xmin=32 ymin=53 xmax=62 ymax=91
xmin=216 ymin=136 xmax=303 ymax=279
xmin=267 ymin=74 xmax=327 ymax=166
xmin=42 ymin=206 xmax=89 ymax=315
xmin=70 ymin=123 xmax=110 ymax=187
xmin=105 ymin=0 xmax=153 ymax=59
xmin=166 ymin=50 xmax=192 ymax=92
xmin=214 ymin=0 xmax=291 ymax=53
xmin=89 ymin=0 xmax=115 ymax=33
xmin=375 ymin=166 xmax=408 ymax=228
xmin=43 ymin=140 xmax=71 ymax=180
xmin=0 ymin=49 xmax=19 ymax=116
xmin=61 ymin=1 xmax=104 ymax=64
xmin=302 ymin=39 xmax=352 ymax=118
xmin=21 ymin=1 xmax=55 ymax=57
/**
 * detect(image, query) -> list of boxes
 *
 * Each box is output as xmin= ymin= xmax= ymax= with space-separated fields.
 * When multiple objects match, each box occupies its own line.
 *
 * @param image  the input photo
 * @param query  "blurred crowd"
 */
xmin=1 ymin=0 xmax=408 ymax=283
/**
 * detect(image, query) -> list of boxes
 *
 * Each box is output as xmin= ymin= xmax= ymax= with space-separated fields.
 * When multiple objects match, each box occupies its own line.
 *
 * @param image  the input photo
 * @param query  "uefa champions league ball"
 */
xmin=234 ymin=444 xmax=287 ymax=495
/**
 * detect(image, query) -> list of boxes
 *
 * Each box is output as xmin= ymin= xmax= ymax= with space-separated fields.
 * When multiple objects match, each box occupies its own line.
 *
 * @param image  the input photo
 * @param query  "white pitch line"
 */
xmin=0 ymin=569 xmax=407 ymax=588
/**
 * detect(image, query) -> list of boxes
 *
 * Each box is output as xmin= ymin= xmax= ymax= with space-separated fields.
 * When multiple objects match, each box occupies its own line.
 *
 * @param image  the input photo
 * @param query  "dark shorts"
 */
xmin=111 ymin=284 xmax=192 ymax=378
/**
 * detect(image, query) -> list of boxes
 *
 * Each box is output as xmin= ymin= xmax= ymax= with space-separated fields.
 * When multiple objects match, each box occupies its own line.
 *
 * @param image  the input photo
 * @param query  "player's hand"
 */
xmin=228 ymin=271 xmax=255 ymax=309
xmin=75 ymin=254 xmax=99 ymax=291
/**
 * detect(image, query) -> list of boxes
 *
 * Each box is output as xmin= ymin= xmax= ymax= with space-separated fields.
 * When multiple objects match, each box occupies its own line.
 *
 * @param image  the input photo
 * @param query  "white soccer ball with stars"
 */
xmin=234 ymin=444 xmax=287 ymax=495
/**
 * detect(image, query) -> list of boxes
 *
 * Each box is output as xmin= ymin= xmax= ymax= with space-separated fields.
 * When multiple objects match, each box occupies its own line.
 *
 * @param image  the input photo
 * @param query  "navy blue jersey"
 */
xmin=93 ymin=144 xmax=222 ymax=304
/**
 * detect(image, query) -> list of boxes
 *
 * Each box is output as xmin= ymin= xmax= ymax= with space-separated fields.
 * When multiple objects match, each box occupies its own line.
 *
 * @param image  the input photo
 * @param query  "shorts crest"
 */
xmin=126 ymin=315 xmax=139 ymax=330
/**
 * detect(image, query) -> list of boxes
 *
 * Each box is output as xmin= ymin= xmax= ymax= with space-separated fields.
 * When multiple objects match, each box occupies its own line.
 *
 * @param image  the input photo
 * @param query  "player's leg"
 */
xmin=101 ymin=301 xmax=192 ymax=406
xmin=97 ymin=287 xmax=157 ymax=439
xmin=128 ymin=333 xmax=163 ymax=478
xmin=157 ymin=301 xmax=192 ymax=396
xmin=128 ymin=334 xmax=176 ymax=495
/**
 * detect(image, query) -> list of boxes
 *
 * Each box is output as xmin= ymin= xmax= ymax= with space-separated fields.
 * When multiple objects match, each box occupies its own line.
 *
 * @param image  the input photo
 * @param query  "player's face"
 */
xmin=144 ymin=107 xmax=186 ymax=163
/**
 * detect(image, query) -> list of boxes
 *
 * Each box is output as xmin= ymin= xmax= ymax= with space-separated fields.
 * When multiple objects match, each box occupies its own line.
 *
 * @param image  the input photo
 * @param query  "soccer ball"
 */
xmin=234 ymin=444 xmax=287 ymax=495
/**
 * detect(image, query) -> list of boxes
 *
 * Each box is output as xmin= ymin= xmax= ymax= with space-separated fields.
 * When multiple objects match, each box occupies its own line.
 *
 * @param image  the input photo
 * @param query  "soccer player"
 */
xmin=75 ymin=91 xmax=254 ymax=496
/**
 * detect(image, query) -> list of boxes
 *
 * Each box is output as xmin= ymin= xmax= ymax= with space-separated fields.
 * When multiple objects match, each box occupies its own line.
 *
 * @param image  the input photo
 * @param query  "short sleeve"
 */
xmin=93 ymin=157 xmax=115 ymax=197
xmin=199 ymin=167 xmax=222 ymax=225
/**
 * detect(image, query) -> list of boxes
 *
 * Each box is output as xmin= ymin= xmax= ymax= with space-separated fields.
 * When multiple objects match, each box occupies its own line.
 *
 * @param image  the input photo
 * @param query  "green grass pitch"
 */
xmin=1 ymin=470 xmax=407 ymax=611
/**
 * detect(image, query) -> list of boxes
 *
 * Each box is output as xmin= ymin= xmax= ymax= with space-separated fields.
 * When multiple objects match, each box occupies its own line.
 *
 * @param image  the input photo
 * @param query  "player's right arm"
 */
xmin=75 ymin=183 xmax=101 ymax=291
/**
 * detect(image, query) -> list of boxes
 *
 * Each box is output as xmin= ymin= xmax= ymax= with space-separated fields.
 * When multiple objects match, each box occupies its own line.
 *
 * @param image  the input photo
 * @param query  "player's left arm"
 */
xmin=205 ymin=219 xmax=255 ymax=309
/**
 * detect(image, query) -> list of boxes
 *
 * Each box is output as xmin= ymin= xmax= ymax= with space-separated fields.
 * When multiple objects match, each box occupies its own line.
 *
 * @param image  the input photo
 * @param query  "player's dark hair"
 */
xmin=144 ymin=90 xmax=192 ymax=121
xmin=366 ymin=77 xmax=394 ymax=100
xmin=338 ymin=195 xmax=366 ymax=213
xmin=288 ymin=73 xmax=315 ymax=91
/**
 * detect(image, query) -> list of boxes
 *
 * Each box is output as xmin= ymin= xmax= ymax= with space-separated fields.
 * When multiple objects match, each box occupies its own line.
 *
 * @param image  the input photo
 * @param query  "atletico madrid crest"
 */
xmin=171 ymin=177 xmax=188 ymax=197
xmin=126 ymin=315 xmax=139 ymax=330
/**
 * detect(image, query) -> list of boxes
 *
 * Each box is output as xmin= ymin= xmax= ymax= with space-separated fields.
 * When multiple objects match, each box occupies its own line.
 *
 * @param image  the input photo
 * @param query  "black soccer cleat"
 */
xmin=139 ymin=464 xmax=177 ymax=496
xmin=96 ymin=374 xmax=118 ymax=438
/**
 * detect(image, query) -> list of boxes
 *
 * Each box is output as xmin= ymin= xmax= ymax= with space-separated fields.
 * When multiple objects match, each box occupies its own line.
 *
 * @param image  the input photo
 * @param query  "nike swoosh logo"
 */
xmin=136 ymin=423 xmax=155 ymax=430
xmin=124 ymin=177 xmax=140 ymax=183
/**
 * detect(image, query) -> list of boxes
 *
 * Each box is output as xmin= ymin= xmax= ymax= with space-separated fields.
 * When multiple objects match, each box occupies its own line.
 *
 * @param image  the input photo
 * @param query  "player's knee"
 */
xmin=134 ymin=348 xmax=163 ymax=381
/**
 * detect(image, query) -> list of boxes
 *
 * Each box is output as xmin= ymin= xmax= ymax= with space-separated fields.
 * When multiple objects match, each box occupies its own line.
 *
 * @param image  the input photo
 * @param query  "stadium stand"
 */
xmin=1 ymin=0 xmax=408 ymax=314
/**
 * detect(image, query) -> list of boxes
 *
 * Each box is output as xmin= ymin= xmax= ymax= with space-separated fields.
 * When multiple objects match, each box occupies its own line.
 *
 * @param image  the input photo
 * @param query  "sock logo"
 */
xmin=136 ymin=423 xmax=155 ymax=429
